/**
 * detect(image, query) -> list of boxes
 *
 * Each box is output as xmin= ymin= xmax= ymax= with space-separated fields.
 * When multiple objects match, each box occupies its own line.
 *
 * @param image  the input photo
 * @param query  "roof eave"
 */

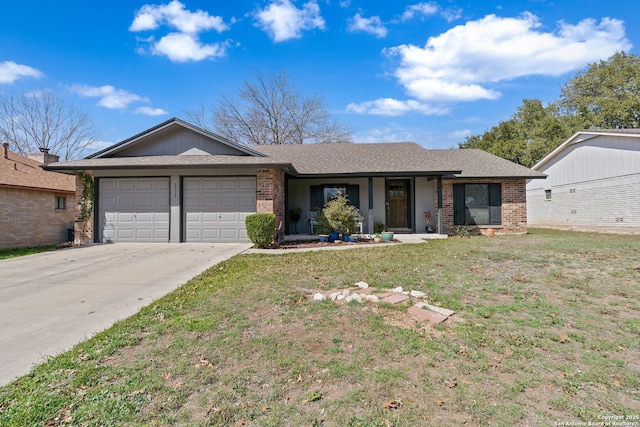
xmin=44 ymin=162 xmax=298 ymax=174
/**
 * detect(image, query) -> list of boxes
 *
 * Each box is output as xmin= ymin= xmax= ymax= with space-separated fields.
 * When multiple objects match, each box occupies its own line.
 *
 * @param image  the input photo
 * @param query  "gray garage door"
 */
xmin=183 ymin=177 xmax=256 ymax=242
xmin=99 ymin=177 xmax=170 ymax=242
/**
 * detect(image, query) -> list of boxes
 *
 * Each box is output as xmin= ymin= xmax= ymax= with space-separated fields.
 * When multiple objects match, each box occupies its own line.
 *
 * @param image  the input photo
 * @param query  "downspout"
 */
xmin=437 ymin=176 xmax=443 ymax=234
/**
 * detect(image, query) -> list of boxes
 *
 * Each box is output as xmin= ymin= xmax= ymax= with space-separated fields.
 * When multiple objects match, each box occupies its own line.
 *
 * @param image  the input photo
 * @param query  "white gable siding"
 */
xmin=526 ymin=135 xmax=640 ymax=232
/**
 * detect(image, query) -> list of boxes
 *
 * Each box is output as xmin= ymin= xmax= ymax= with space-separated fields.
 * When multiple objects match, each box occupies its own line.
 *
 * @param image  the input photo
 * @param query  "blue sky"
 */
xmin=1 ymin=0 xmax=636 ymax=155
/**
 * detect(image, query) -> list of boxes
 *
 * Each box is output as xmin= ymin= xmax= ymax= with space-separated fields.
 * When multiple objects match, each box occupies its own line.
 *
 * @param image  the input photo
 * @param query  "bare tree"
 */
xmin=186 ymin=70 xmax=352 ymax=145
xmin=0 ymin=90 xmax=98 ymax=160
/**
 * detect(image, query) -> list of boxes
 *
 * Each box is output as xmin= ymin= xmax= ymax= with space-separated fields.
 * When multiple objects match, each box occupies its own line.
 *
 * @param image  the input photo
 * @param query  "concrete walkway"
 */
xmin=0 ymin=243 xmax=251 ymax=386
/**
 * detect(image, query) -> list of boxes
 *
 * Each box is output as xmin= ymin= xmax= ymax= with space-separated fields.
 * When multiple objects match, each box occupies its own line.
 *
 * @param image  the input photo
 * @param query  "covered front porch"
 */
xmin=283 ymin=174 xmax=446 ymax=236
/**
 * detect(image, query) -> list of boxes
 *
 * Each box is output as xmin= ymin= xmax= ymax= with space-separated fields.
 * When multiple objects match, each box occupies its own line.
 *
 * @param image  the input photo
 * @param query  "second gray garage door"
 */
xmin=183 ymin=177 xmax=256 ymax=242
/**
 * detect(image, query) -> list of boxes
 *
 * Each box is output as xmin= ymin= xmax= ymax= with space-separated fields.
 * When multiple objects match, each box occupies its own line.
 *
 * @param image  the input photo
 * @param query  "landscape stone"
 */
xmin=382 ymin=293 xmax=410 ymax=305
xmin=410 ymin=290 xmax=426 ymax=298
xmin=407 ymin=305 xmax=449 ymax=325
xmin=346 ymin=294 xmax=362 ymax=303
xmin=415 ymin=302 xmax=455 ymax=317
xmin=341 ymin=289 xmax=351 ymax=297
xmin=364 ymin=295 xmax=380 ymax=303
xmin=336 ymin=295 xmax=345 ymax=301
xmin=355 ymin=281 xmax=369 ymax=288
xmin=313 ymin=292 xmax=327 ymax=302
xmin=392 ymin=286 xmax=403 ymax=293
xmin=329 ymin=292 xmax=341 ymax=301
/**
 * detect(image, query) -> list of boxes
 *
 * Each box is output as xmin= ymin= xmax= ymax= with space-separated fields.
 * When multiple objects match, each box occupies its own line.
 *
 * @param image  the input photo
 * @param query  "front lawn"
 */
xmin=0 ymin=245 xmax=57 ymax=260
xmin=1 ymin=229 xmax=638 ymax=426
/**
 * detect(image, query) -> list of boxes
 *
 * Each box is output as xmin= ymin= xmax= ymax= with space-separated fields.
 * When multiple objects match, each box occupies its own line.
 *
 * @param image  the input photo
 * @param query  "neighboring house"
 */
xmin=44 ymin=118 xmax=545 ymax=244
xmin=526 ymin=129 xmax=640 ymax=233
xmin=0 ymin=143 xmax=76 ymax=249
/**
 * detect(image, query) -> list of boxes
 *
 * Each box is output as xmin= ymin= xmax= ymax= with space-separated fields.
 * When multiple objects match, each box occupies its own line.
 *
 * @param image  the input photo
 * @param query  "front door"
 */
xmin=386 ymin=180 xmax=410 ymax=229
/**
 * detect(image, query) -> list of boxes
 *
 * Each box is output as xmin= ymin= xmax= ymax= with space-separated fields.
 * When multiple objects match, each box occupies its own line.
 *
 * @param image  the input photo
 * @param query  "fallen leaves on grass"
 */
xmin=384 ymin=399 xmax=402 ymax=410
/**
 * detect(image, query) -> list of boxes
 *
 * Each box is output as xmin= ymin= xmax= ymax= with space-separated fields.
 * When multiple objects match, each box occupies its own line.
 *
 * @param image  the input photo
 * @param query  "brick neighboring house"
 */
xmin=0 ymin=143 xmax=76 ymax=249
xmin=44 ymin=118 xmax=545 ymax=243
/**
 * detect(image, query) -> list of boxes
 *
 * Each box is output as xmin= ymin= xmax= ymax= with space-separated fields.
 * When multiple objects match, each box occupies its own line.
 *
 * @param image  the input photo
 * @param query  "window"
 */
xmin=545 ymin=189 xmax=552 ymax=200
xmin=453 ymin=183 xmax=501 ymax=226
xmin=55 ymin=196 xmax=67 ymax=210
xmin=310 ymin=184 xmax=360 ymax=210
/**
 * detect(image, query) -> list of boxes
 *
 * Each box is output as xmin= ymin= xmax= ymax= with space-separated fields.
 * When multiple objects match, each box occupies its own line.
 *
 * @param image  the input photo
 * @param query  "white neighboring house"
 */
xmin=526 ymin=129 xmax=640 ymax=233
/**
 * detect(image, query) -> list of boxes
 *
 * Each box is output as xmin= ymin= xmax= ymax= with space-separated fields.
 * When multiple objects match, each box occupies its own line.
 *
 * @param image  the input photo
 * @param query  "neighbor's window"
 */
xmin=55 ymin=196 xmax=66 ymax=210
xmin=545 ymin=189 xmax=552 ymax=200
xmin=453 ymin=183 xmax=501 ymax=226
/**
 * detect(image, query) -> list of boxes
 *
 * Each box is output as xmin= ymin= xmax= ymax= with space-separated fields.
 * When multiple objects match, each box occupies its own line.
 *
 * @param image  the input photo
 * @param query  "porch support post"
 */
xmin=368 ymin=177 xmax=374 ymax=234
xmin=437 ymin=176 xmax=443 ymax=234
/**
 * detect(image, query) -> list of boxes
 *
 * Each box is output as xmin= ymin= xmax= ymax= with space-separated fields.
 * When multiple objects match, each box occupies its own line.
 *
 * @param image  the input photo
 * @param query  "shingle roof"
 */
xmin=0 ymin=148 xmax=75 ymax=193
xmin=45 ymin=142 xmax=545 ymax=179
xmin=253 ymin=143 xmax=545 ymax=178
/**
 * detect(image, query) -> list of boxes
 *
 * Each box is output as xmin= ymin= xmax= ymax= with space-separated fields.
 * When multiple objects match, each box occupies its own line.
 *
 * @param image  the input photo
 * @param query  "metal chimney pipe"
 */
xmin=1 ymin=142 xmax=8 ymax=159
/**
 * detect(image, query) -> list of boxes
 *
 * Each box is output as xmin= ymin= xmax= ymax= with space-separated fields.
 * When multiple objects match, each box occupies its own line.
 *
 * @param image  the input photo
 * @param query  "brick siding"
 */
xmin=256 ymin=168 xmax=286 ymax=240
xmin=435 ymin=179 xmax=528 ymax=235
xmin=0 ymin=187 xmax=75 ymax=248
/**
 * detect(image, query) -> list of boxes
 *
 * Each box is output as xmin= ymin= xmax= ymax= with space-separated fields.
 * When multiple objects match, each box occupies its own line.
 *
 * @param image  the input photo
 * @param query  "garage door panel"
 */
xmin=117 ymin=180 xmax=135 ymax=191
xmin=99 ymin=177 xmax=170 ymax=243
xmin=183 ymin=177 xmax=255 ymax=242
xmin=238 ymin=179 xmax=255 ymax=190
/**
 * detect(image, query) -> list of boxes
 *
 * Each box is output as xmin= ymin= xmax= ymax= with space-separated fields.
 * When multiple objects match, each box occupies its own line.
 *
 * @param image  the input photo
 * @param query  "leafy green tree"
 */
xmin=558 ymin=52 xmax=640 ymax=129
xmin=459 ymin=99 xmax=570 ymax=167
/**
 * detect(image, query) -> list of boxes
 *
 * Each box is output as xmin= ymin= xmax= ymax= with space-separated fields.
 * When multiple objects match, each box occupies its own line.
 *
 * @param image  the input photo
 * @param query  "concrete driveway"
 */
xmin=0 ymin=242 xmax=251 ymax=386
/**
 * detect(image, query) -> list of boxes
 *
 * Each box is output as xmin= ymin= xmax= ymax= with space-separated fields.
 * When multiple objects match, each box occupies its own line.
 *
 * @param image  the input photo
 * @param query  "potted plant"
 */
xmin=380 ymin=228 xmax=394 ymax=242
xmin=319 ymin=194 xmax=362 ymax=242
xmin=289 ymin=207 xmax=302 ymax=233
xmin=423 ymin=210 xmax=435 ymax=233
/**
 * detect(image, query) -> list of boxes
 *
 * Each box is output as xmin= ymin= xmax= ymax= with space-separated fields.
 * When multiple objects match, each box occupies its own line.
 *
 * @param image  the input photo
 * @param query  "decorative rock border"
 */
xmin=312 ymin=282 xmax=455 ymax=326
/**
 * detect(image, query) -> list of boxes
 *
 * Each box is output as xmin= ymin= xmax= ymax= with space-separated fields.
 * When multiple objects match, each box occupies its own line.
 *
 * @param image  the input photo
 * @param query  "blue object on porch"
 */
xmin=319 ymin=235 xmax=328 ymax=242
xmin=328 ymin=231 xmax=339 ymax=242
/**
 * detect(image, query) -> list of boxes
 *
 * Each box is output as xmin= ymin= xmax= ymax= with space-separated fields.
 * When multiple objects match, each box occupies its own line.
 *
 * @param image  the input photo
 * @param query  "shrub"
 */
xmin=245 ymin=214 xmax=275 ymax=248
xmin=320 ymin=195 xmax=362 ymax=235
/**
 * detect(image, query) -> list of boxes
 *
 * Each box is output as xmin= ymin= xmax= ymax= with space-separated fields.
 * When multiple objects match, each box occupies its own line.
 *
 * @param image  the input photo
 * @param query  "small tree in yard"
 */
xmin=318 ymin=195 xmax=362 ymax=235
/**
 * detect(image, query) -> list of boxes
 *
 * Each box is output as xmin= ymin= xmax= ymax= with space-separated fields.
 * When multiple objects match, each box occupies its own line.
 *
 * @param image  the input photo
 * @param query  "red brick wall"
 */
xmin=256 ymin=168 xmax=286 ymax=240
xmin=435 ymin=179 xmax=528 ymax=235
xmin=0 ymin=187 xmax=75 ymax=248
xmin=74 ymin=172 xmax=94 ymax=245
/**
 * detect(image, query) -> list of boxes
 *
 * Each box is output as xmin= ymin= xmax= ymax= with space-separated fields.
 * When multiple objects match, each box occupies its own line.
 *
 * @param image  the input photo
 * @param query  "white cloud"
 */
xmin=130 ymin=0 xmax=231 ymax=62
xmin=0 ymin=61 xmax=43 ymax=84
xmin=130 ymin=0 xmax=229 ymax=33
xmin=134 ymin=106 xmax=169 ymax=116
xmin=348 ymin=13 xmax=387 ymax=38
xmin=440 ymin=7 xmax=462 ymax=23
xmin=401 ymin=2 xmax=438 ymax=21
xmin=254 ymin=0 xmax=325 ymax=42
xmin=347 ymin=98 xmax=450 ymax=116
xmin=389 ymin=13 xmax=631 ymax=103
xmin=152 ymin=33 xmax=229 ymax=62
xmin=70 ymin=84 xmax=149 ymax=109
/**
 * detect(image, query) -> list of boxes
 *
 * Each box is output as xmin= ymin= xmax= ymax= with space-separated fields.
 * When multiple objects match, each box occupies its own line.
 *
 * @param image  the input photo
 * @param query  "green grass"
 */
xmin=1 ymin=228 xmax=639 ymax=426
xmin=0 ymin=245 xmax=57 ymax=259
